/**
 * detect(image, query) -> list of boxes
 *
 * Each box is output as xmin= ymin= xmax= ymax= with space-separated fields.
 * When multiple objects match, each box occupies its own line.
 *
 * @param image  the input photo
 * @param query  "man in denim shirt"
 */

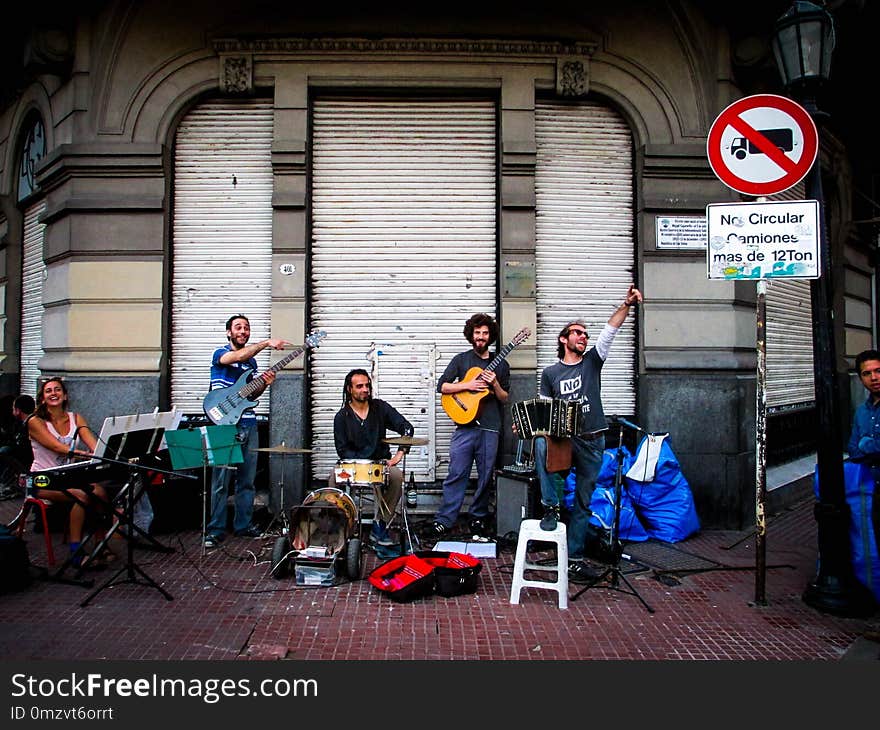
xmin=847 ymin=349 xmax=880 ymax=558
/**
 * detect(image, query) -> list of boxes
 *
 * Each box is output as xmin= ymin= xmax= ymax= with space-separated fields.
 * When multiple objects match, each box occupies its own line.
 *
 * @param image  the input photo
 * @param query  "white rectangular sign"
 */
xmin=706 ymin=200 xmax=820 ymax=280
xmin=656 ymin=215 xmax=707 ymax=249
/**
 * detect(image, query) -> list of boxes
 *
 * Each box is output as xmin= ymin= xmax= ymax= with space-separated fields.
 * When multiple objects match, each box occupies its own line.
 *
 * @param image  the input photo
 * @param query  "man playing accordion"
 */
xmin=533 ymin=284 xmax=643 ymax=583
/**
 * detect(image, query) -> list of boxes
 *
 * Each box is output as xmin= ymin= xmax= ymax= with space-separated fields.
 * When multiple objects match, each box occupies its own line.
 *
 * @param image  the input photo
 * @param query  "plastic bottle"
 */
xmin=406 ymin=471 xmax=417 ymax=507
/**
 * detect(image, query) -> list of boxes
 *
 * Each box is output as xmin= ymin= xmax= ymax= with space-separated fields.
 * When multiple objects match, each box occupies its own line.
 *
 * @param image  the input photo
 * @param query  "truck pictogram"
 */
xmin=730 ymin=128 xmax=794 ymax=160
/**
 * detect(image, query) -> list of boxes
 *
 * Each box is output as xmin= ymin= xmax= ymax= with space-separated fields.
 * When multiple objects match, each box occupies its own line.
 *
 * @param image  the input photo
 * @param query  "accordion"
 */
xmin=511 ymin=398 xmax=580 ymax=439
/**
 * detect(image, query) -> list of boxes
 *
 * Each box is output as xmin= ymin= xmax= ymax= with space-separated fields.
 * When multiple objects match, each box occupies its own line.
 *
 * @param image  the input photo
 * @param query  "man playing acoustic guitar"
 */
xmin=431 ymin=313 xmax=510 ymax=539
xmin=204 ymin=314 xmax=292 ymax=549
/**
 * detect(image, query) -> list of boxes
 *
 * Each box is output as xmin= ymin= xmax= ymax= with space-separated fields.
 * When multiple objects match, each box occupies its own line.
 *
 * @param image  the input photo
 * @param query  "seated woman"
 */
xmin=28 ymin=377 xmax=113 ymax=567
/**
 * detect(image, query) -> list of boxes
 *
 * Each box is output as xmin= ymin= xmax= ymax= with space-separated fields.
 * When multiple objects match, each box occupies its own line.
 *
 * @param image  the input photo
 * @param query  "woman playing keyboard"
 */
xmin=28 ymin=377 xmax=113 ymax=568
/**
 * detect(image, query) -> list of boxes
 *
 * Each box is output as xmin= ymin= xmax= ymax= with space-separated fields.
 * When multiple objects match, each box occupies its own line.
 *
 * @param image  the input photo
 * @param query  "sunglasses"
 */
xmin=567 ymin=329 xmax=588 ymax=337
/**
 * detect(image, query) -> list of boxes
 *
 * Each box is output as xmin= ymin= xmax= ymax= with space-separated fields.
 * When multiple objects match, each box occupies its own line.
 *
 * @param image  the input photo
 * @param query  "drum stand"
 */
xmin=570 ymin=417 xmax=654 ymax=614
xmin=397 ymin=451 xmax=419 ymax=555
xmin=259 ymin=445 xmax=313 ymax=537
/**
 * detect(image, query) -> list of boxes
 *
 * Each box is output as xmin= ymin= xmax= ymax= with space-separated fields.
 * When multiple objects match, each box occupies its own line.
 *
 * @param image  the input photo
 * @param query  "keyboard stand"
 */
xmin=80 ymin=457 xmax=196 ymax=607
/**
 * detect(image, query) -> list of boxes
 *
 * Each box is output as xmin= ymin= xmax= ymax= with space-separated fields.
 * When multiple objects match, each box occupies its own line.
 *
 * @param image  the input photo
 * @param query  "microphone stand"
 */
xmin=570 ymin=416 xmax=654 ymax=613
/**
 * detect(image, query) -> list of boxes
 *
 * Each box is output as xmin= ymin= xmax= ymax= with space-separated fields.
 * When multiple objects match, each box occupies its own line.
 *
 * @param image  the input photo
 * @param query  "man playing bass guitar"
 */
xmin=431 ymin=313 xmax=511 ymax=539
xmin=204 ymin=314 xmax=292 ymax=549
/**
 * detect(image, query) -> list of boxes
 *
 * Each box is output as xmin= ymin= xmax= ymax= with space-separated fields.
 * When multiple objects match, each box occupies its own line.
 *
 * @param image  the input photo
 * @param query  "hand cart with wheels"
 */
xmin=269 ymin=486 xmax=362 ymax=585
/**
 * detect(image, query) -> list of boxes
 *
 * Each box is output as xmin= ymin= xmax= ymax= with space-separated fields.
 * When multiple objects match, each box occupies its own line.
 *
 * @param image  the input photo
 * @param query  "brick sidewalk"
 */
xmin=1 ymin=495 xmax=878 ymax=660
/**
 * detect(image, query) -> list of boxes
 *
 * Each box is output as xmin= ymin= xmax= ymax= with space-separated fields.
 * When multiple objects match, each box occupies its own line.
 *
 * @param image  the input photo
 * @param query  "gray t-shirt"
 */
xmin=539 ymin=323 xmax=619 ymax=435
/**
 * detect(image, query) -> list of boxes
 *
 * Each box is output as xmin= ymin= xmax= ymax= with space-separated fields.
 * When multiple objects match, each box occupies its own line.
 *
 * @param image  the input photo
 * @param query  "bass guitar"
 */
xmin=441 ymin=327 xmax=531 ymax=425
xmin=204 ymin=330 xmax=327 ymax=426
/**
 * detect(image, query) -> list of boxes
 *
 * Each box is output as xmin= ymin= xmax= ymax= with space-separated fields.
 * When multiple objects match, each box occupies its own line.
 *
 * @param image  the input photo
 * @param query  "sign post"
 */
xmin=706 ymin=94 xmax=820 ymax=606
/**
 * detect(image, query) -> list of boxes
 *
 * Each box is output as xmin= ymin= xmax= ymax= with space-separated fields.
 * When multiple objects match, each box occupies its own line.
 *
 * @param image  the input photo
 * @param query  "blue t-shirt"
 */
xmin=211 ymin=344 xmax=258 ymax=425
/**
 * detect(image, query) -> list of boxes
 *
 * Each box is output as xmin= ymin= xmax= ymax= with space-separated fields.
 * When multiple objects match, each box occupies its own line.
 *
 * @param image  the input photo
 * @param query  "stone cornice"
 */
xmin=212 ymin=37 xmax=596 ymax=58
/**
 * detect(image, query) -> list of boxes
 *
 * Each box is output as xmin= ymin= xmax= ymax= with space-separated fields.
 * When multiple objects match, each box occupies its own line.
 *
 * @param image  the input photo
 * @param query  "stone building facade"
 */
xmin=1 ymin=2 xmax=875 ymax=529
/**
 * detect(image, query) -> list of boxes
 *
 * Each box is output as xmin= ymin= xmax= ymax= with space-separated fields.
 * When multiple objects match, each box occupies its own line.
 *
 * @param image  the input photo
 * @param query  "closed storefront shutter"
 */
xmin=766 ymin=182 xmax=814 ymax=409
xmin=170 ymin=99 xmax=274 ymax=415
xmin=310 ymin=97 xmax=497 ymax=482
xmin=20 ymin=200 xmax=47 ymax=398
xmin=535 ymin=100 xmax=637 ymax=415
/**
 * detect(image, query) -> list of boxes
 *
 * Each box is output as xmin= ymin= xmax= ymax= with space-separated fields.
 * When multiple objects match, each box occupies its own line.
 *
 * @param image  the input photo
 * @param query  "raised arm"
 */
xmin=607 ymin=284 xmax=643 ymax=329
xmin=218 ymin=338 xmax=292 ymax=365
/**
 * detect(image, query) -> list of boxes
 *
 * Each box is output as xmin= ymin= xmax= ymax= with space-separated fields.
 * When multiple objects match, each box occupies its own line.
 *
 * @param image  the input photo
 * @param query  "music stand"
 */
xmin=80 ymin=408 xmax=195 ymax=607
xmin=570 ymin=417 xmax=655 ymax=614
xmin=164 ymin=424 xmax=243 ymax=556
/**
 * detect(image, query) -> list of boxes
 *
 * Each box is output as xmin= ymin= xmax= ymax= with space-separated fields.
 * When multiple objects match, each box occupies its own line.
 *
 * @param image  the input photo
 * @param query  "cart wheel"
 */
xmin=270 ymin=536 xmax=291 ymax=579
xmin=346 ymin=537 xmax=362 ymax=580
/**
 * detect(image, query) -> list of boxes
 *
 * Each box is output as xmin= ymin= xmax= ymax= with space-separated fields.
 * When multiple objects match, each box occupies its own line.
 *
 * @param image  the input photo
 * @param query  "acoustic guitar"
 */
xmin=441 ymin=327 xmax=531 ymax=425
xmin=204 ymin=330 xmax=327 ymax=426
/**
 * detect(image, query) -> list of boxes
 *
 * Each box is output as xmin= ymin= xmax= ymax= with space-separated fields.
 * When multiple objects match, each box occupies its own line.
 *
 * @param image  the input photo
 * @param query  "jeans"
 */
xmin=207 ymin=420 xmax=258 ymax=536
xmin=534 ymin=433 xmax=605 ymax=560
xmin=434 ymin=427 xmax=499 ymax=528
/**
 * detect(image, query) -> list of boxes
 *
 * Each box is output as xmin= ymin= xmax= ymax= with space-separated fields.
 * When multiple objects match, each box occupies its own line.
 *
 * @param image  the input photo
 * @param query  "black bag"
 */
xmin=0 ymin=528 xmax=32 ymax=594
xmin=415 ymin=551 xmax=483 ymax=597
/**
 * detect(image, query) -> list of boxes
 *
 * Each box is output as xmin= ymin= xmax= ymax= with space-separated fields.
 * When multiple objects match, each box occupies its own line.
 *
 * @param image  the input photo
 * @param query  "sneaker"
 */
xmin=234 ymin=524 xmax=262 ymax=538
xmin=430 ymin=521 xmax=448 ymax=538
xmin=469 ymin=518 xmax=488 ymax=538
xmin=369 ymin=521 xmax=396 ymax=547
xmin=204 ymin=534 xmax=221 ymax=549
xmin=568 ymin=561 xmax=601 ymax=584
xmin=539 ymin=505 xmax=560 ymax=531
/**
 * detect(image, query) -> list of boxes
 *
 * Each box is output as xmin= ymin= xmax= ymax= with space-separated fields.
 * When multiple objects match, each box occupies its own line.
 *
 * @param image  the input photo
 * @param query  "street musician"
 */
xmin=28 ymin=377 xmax=114 ymax=567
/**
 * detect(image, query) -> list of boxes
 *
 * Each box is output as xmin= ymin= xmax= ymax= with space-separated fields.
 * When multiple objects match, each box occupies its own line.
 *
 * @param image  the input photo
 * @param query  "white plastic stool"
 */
xmin=509 ymin=518 xmax=568 ymax=609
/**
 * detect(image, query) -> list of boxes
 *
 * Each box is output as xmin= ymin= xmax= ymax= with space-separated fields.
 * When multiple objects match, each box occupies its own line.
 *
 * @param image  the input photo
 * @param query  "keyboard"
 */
xmin=501 ymin=463 xmax=536 ymax=475
xmin=30 ymin=459 xmax=126 ymax=491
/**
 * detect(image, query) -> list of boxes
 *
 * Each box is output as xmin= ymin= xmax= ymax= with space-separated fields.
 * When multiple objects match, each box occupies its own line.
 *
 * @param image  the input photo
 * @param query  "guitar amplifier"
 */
xmin=495 ymin=469 xmax=540 ymax=538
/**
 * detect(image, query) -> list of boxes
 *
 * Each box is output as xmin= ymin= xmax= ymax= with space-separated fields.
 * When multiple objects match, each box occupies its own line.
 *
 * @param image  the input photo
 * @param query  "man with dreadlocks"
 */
xmin=330 ymin=368 xmax=414 ymax=547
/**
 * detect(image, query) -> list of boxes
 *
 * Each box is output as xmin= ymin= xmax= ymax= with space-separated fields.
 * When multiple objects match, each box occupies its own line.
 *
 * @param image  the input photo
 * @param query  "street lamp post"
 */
xmin=771 ymin=1 xmax=874 ymax=616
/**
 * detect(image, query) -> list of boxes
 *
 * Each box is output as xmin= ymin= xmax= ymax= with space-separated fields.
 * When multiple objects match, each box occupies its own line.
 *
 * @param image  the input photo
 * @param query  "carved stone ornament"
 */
xmin=557 ymin=57 xmax=589 ymax=97
xmin=221 ymin=54 xmax=253 ymax=94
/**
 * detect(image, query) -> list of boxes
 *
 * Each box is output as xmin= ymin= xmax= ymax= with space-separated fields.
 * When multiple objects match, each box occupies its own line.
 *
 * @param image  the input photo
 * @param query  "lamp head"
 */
xmin=771 ymin=1 xmax=835 ymax=92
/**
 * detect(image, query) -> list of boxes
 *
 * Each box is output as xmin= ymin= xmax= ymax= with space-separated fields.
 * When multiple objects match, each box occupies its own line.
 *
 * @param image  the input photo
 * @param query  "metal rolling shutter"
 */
xmin=20 ymin=200 xmax=46 ymax=398
xmin=170 ymin=99 xmax=274 ymax=415
xmin=310 ymin=97 xmax=497 ymax=483
xmin=766 ymin=183 xmax=814 ymax=409
xmin=534 ymin=100 xmax=637 ymax=415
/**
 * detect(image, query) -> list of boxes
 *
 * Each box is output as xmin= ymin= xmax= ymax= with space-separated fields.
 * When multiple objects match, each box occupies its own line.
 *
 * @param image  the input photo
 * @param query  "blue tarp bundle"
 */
xmin=813 ymin=460 xmax=880 ymax=602
xmin=581 ymin=436 xmax=700 ymax=543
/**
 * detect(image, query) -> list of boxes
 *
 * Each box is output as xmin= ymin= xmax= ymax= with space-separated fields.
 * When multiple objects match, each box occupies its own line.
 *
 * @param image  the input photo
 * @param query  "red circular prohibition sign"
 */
xmin=707 ymin=94 xmax=818 ymax=197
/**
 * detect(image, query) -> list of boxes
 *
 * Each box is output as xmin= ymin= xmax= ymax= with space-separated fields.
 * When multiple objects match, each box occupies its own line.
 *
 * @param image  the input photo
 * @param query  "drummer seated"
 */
xmin=331 ymin=369 xmax=415 ymax=549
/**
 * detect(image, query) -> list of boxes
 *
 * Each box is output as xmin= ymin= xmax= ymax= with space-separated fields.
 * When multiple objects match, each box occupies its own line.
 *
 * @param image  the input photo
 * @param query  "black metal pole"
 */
xmin=800 ymin=99 xmax=872 ymax=616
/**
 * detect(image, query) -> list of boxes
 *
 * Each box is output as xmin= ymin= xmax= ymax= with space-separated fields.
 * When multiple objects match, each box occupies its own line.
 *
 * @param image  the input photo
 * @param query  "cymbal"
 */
xmin=382 ymin=436 xmax=429 ymax=446
xmin=255 ymin=445 xmax=314 ymax=454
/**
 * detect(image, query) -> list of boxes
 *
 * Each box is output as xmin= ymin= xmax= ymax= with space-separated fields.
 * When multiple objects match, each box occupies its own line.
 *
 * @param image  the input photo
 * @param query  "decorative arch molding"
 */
xmin=117 ymin=36 xmax=600 ymax=143
xmin=106 ymin=51 xmax=219 ymax=140
xmin=1 ymin=85 xmax=55 ymax=198
xmin=109 ymin=32 xmax=701 ymax=160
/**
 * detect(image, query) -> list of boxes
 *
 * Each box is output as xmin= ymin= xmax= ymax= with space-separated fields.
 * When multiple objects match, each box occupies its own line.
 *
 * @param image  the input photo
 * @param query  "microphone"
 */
xmin=608 ymin=415 xmax=645 ymax=432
